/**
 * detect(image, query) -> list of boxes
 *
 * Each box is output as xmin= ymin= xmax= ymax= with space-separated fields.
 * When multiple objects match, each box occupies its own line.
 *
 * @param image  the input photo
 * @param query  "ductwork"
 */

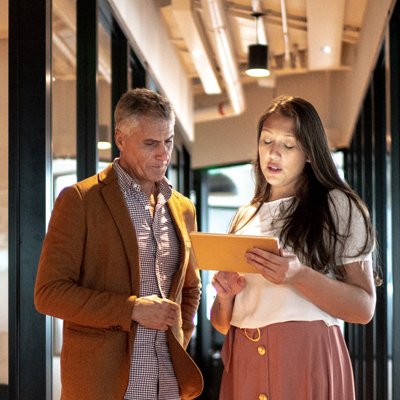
xmin=171 ymin=0 xmax=221 ymax=94
xmin=198 ymin=0 xmax=245 ymax=115
xmin=194 ymin=102 xmax=234 ymax=123
xmin=280 ymin=0 xmax=291 ymax=69
xmin=194 ymin=0 xmax=267 ymax=123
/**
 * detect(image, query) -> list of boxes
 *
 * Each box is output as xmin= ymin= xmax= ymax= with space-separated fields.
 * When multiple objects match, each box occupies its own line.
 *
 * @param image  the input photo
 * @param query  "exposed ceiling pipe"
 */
xmin=251 ymin=0 xmax=267 ymax=45
xmin=194 ymin=102 xmax=234 ymax=123
xmin=194 ymin=0 xmax=269 ymax=123
xmin=171 ymin=0 xmax=221 ymax=94
xmin=280 ymin=0 xmax=291 ymax=69
xmin=199 ymin=0 xmax=245 ymax=115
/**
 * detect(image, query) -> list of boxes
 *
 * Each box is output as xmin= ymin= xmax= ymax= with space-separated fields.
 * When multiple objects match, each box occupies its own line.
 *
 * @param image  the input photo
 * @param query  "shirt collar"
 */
xmin=113 ymin=158 xmax=173 ymax=200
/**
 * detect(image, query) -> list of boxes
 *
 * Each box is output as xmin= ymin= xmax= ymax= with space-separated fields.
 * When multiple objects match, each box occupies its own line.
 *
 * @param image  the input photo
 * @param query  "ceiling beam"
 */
xmin=172 ymin=0 xmax=221 ymax=94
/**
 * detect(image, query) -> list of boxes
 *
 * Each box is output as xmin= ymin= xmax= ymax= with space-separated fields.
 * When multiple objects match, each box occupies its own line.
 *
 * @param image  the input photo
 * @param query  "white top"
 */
xmin=230 ymin=189 xmax=373 ymax=329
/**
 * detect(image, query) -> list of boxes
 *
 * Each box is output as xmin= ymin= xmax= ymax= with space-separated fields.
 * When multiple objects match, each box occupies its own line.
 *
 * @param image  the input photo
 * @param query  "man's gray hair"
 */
xmin=114 ymin=88 xmax=175 ymax=132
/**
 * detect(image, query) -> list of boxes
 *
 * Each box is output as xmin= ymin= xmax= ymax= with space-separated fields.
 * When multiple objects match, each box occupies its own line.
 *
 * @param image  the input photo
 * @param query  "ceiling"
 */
xmin=159 ymin=0 xmax=368 ymax=116
xmin=52 ymin=0 xmax=111 ymax=84
xmin=17 ymin=0 xmax=370 ymax=126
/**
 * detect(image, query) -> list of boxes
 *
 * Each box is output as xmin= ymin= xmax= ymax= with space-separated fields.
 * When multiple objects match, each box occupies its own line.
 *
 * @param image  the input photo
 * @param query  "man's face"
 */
xmin=115 ymin=117 xmax=175 ymax=194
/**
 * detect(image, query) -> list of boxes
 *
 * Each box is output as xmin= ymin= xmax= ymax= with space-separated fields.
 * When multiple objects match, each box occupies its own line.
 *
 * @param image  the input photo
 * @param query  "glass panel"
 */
xmin=0 ymin=0 xmax=8 ymax=388
xmin=97 ymin=18 xmax=112 ymax=169
xmin=168 ymin=148 xmax=180 ymax=190
xmin=128 ymin=57 xmax=132 ymax=89
xmin=332 ymin=150 xmax=345 ymax=179
xmin=207 ymin=164 xmax=254 ymax=233
xmin=203 ymin=163 xmax=254 ymax=322
xmin=52 ymin=1 xmax=77 ymax=398
xmin=386 ymin=152 xmax=393 ymax=397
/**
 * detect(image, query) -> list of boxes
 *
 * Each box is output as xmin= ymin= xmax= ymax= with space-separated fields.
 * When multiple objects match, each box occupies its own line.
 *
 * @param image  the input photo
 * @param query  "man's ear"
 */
xmin=114 ymin=129 xmax=123 ymax=150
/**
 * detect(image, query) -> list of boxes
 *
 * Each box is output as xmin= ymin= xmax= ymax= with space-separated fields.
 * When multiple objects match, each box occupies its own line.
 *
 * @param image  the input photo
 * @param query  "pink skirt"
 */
xmin=219 ymin=320 xmax=355 ymax=400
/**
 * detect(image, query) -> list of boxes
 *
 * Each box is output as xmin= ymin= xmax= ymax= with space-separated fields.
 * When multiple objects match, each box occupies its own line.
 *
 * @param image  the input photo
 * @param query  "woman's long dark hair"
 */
xmin=235 ymin=95 xmax=381 ymax=284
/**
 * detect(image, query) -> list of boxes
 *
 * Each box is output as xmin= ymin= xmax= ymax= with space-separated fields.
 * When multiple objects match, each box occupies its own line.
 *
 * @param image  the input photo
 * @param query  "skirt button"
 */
xmin=257 ymin=345 xmax=266 ymax=356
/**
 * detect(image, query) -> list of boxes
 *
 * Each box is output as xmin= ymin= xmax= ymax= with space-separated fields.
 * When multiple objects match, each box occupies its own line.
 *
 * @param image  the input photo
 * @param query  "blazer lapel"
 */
xmin=167 ymin=192 xmax=191 ymax=300
xmin=99 ymin=165 xmax=141 ymax=295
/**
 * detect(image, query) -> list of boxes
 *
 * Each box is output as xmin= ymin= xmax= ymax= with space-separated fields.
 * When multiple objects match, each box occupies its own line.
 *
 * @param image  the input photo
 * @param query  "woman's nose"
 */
xmin=268 ymin=143 xmax=281 ymax=159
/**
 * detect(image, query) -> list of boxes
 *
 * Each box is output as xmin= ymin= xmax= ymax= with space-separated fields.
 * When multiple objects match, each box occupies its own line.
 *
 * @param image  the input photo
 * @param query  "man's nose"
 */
xmin=156 ymin=143 xmax=170 ymax=160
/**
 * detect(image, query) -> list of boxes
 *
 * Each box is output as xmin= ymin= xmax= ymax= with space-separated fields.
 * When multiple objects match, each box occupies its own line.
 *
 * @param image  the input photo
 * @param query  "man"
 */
xmin=34 ymin=88 xmax=203 ymax=399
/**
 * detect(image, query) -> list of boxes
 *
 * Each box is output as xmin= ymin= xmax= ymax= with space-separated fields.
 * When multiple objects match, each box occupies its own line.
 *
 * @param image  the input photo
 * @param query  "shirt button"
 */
xmin=259 ymin=394 xmax=268 ymax=400
xmin=257 ymin=345 xmax=266 ymax=356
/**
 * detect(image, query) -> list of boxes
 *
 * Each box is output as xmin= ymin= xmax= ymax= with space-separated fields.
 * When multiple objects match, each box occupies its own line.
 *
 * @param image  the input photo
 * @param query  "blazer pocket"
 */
xmin=65 ymin=324 xmax=106 ymax=341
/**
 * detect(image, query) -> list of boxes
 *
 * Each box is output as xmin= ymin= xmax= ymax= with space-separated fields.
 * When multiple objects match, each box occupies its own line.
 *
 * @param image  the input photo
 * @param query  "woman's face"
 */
xmin=259 ymin=114 xmax=307 ymax=200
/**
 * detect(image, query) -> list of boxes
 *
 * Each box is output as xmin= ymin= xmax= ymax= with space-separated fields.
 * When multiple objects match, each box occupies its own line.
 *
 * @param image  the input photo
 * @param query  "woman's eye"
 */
xmin=284 ymin=144 xmax=294 ymax=149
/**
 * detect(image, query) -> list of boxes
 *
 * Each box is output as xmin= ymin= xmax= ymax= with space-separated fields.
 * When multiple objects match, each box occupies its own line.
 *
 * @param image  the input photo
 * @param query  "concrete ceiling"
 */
xmin=46 ymin=0 xmax=368 ymax=106
xmin=160 ymin=0 xmax=368 ymax=118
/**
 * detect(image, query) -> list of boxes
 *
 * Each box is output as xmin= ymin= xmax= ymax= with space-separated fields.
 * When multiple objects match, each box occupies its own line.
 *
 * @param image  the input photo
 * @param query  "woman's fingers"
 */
xmin=212 ymin=271 xmax=246 ymax=296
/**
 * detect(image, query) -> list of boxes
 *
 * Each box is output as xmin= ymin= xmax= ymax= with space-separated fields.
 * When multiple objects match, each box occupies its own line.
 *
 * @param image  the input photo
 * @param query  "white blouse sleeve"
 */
xmin=328 ymin=189 xmax=373 ymax=265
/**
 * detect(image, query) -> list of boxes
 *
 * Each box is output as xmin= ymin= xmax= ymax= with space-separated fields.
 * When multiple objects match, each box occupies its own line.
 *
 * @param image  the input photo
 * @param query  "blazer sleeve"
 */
xmin=34 ymin=185 xmax=135 ymax=332
xmin=178 ymin=198 xmax=202 ymax=349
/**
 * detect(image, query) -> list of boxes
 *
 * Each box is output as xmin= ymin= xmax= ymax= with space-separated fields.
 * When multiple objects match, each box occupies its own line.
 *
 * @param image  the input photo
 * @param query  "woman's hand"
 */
xmin=212 ymin=271 xmax=246 ymax=298
xmin=210 ymin=271 xmax=246 ymax=334
xmin=246 ymin=247 xmax=376 ymax=323
xmin=245 ymin=247 xmax=305 ymax=284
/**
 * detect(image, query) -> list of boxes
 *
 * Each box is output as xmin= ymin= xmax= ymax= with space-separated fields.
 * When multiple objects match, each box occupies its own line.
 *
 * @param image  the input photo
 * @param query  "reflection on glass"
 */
xmin=207 ymin=164 xmax=254 ymax=233
xmin=332 ymin=150 xmax=344 ymax=180
xmin=168 ymin=148 xmax=179 ymax=190
xmin=203 ymin=163 xmax=255 ymax=323
xmin=0 ymin=1 xmax=8 ymax=386
xmin=386 ymin=153 xmax=393 ymax=395
xmin=97 ymin=19 xmax=112 ymax=169
xmin=52 ymin=1 xmax=77 ymax=398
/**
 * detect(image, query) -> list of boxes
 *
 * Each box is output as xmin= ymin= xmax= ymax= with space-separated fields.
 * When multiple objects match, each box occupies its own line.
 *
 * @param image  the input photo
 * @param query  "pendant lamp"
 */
xmin=246 ymin=12 xmax=270 ymax=77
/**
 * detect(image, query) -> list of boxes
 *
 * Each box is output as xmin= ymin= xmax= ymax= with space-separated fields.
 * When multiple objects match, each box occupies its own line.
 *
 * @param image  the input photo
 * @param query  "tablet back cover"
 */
xmin=189 ymin=232 xmax=280 ymax=273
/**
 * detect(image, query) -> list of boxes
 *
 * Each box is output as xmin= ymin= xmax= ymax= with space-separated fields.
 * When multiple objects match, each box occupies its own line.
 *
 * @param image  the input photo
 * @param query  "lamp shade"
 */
xmin=246 ymin=44 xmax=270 ymax=77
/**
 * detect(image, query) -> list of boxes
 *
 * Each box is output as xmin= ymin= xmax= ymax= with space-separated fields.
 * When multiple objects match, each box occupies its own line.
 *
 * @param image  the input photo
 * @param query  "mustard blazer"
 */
xmin=34 ymin=164 xmax=203 ymax=400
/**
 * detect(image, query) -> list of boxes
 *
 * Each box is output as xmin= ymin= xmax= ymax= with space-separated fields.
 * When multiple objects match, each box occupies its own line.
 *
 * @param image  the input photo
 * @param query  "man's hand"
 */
xmin=131 ymin=295 xmax=180 ymax=331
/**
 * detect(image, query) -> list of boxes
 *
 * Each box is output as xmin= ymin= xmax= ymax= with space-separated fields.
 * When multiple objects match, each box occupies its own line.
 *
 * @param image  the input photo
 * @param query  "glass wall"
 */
xmin=168 ymin=148 xmax=180 ymax=190
xmin=97 ymin=14 xmax=112 ymax=169
xmin=0 ymin=0 xmax=8 ymax=391
xmin=52 ymin=0 xmax=78 ymax=184
xmin=52 ymin=0 xmax=77 ymax=397
xmin=200 ymin=164 xmax=254 ymax=323
xmin=51 ymin=3 xmax=115 ymax=396
xmin=206 ymin=164 xmax=254 ymax=233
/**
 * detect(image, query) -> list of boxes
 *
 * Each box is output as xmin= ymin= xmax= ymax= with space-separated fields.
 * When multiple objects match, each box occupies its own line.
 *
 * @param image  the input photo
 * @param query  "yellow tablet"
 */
xmin=189 ymin=232 xmax=280 ymax=273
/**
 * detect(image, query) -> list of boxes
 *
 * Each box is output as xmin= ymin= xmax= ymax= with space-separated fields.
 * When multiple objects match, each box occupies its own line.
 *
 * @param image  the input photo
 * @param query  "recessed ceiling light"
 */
xmin=321 ymin=45 xmax=332 ymax=54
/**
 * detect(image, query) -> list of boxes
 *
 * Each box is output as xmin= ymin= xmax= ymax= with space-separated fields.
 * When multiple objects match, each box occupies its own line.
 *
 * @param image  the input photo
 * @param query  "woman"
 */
xmin=210 ymin=95 xmax=381 ymax=400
